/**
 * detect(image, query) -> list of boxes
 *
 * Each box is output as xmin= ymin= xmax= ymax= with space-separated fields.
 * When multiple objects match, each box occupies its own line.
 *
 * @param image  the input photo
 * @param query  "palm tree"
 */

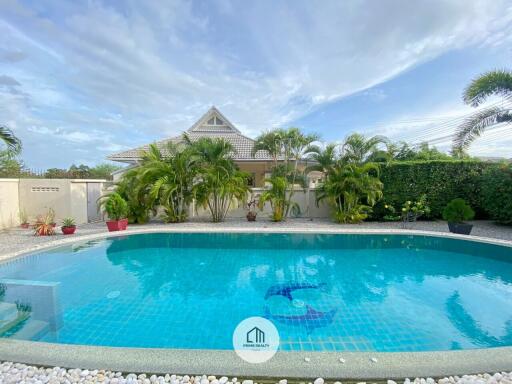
xmin=190 ymin=137 xmax=250 ymax=222
xmin=453 ymin=69 xmax=512 ymax=150
xmin=0 ymin=126 xmax=21 ymax=154
xmin=257 ymin=175 xmax=289 ymax=222
xmin=316 ymin=162 xmax=383 ymax=223
xmin=252 ymin=129 xmax=285 ymax=167
xmin=137 ymin=142 xmax=197 ymax=223
xmin=341 ymin=133 xmax=388 ymax=164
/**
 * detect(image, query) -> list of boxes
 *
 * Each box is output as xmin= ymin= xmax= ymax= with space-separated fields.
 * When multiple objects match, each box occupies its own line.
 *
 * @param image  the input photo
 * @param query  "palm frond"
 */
xmin=0 ymin=126 xmax=22 ymax=154
xmin=453 ymin=107 xmax=512 ymax=150
xmin=463 ymin=70 xmax=512 ymax=107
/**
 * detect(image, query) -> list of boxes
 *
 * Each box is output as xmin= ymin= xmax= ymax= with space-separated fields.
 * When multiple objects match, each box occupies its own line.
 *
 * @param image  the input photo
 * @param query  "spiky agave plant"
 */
xmin=34 ymin=211 xmax=56 ymax=236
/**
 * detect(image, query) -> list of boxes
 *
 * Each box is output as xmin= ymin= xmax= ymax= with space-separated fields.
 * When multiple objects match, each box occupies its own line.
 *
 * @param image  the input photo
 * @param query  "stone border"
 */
xmin=0 ymin=226 xmax=511 ymax=379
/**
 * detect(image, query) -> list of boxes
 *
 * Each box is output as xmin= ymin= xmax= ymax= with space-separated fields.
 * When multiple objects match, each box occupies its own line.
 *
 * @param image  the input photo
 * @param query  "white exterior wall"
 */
xmin=0 ymin=179 xmax=20 ymax=230
xmin=191 ymin=188 xmax=332 ymax=219
xmin=0 ymin=179 xmax=106 ymax=229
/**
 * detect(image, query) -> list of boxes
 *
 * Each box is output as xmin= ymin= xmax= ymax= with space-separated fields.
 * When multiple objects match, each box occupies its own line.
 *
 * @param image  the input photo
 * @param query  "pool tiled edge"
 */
xmin=0 ymin=339 xmax=511 ymax=379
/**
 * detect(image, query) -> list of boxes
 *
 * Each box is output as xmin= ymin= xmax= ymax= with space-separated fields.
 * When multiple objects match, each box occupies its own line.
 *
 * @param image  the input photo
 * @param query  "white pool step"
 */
xmin=0 ymin=303 xmax=18 ymax=323
xmin=9 ymin=319 xmax=49 ymax=340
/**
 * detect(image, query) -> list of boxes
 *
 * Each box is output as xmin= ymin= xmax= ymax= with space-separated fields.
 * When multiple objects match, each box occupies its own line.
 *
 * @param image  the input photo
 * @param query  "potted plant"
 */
xmin=246 ymin=198 xmax=258 ymax=222
xmin=102 ymin=192 xmax=129 ymax=232
xmin=443 ymin=198 xmax=475 ymax=235
xmin=18 ymin=209 xmax=29 ymax=229
xmin=61 ymin=217 xmax=76 ymax=235
xmin=34 ymin=211 xmax=55 ymax=236
xmin=47 ymin=208 xmax=57 ymax=227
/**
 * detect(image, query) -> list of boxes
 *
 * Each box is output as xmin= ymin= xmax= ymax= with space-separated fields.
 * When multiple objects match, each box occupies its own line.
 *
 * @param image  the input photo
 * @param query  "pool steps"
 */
xmin=9 ymin=319 xmax=49 ymax=340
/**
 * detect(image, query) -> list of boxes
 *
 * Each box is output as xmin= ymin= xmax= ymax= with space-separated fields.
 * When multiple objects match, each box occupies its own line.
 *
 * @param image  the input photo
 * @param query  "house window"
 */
xmin=207 ymin=116 xmax=225 ymax=125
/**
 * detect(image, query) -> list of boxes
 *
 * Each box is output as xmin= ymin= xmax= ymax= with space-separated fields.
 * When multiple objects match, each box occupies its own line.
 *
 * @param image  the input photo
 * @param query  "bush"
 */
xmin=372 ymin=160 xmax=492 ymax=220
xmin=442 ymin=198 xmax=475 ymax=223
xmin=480 ymin=164 xmax=512 ymax=225
xmin=103 ymin=192 xmax=128 ymax=221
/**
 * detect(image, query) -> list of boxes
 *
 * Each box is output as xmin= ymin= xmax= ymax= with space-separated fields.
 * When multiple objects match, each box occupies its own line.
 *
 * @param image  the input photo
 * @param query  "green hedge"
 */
xmin=372 ymin=160 xmax=495 ymax=220
xmin=480 ymin=164 xmax=512 ymax=224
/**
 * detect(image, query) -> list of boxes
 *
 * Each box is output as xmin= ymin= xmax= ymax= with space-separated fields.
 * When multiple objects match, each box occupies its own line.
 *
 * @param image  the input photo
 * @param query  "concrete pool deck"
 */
xmin=0 ymin=218 xmax=511 ymax=379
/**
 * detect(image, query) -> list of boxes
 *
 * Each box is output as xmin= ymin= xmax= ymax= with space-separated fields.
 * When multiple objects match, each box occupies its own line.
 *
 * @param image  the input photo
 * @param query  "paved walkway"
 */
xmin=1 ymin=218 xmax=511 ymax=256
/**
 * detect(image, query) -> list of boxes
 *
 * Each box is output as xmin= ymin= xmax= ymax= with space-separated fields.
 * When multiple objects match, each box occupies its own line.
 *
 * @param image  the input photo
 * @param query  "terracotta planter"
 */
xmin=20 ymin=223 xmax=30 ymax=229
xmin=448 ymin=222 xmax=473 ymax=235
xmin=106 ymin=220 xmax=122 ymax=232
xmin=120 ymin=218 xmax=128 ymax=230
xmin=61 ymin=226 xmax=76 ymax=235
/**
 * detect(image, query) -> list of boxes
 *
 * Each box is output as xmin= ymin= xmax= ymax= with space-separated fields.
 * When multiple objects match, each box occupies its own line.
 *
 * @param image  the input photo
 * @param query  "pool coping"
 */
xmin=1 ymin=226 xmax=512 ymax=379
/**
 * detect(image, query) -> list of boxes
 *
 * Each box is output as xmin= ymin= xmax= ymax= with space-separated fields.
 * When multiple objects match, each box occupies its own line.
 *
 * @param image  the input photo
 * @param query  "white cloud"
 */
xmin=0 ymin=0 xmax=511 ymax=166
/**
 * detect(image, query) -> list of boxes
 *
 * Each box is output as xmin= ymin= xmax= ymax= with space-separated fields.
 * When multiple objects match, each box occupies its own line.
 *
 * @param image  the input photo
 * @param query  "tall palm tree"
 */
xmin=453 ymin=69 xmax=512 ymax=150
xmin=0 ymin=126 xmax=21 ymax=154
xmin=341 ymin=133 xmax=388 ymax=164
xmin=252 ymin=129 xmax=285 ymax=167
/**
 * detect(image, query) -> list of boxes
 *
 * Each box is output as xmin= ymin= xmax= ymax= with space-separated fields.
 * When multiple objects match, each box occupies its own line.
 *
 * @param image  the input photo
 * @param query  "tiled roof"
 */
xmin=107 ymin=106 xmax=272 ymax=162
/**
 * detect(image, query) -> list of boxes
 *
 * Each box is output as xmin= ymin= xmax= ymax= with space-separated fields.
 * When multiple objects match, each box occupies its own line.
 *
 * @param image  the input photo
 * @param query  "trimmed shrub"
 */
xmin=372 ymin=160 xmax=492 ymax=220
xmin=480 ymin=164 xmax=512 ymax=225
xmin=103 ymin=192 xmax=128 ymax=221
xmin=442 ymin=198 xmax=475 ymax=223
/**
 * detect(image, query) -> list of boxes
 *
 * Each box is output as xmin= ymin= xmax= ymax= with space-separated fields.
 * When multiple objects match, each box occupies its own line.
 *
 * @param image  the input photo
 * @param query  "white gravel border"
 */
xmin=0 ymin=361 xmax=511 ymax=384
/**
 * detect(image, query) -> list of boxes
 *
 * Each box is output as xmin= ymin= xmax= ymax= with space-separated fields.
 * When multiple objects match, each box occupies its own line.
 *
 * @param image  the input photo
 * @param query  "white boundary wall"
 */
xmin=0 ymin=179 xmax=20 ymax=229
xmin=191 ymin=187 xmax=331 ymax=219
xmin=0 ymin=179 xmax=107 ymax=230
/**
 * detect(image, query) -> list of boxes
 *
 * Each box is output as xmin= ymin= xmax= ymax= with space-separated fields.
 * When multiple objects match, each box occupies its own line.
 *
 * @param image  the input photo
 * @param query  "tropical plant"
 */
xmin=18 ymin=209 xmax=28 ymax=225
xmin=116 ymin=169 xmax=154 ymax=224
xmin=254 ymin=127 xmax=317 ymax=220
xmin=189 ymin=136 xmax=250 ymax=222
xmin=453 ymin=69 xmax=512 ymax=150
xmin=47 ymin=208 xmax=56 ymax=225
xmin=341 ymin=133 xmax=388 ymax=164
xmin=101 ymin=192 xmax=128 ymax=221
xmin=252 ymin=129 xmax=285 ymax=167
xmin=34 ymin=211 xmax=55 ymax=236
xmin=137 ymin=142 xmax=197 ymax=223
xmin=0 ymin=126 xmax=21 ymax=154
xmin=442 ymin=198 xmax=475 ymax=223
xmin=316 ymin=162 xmax=383 ymax=223
xmin=61 ymin=217 xmax=76 ymax=227
xmin=401 ymin=194 xmax=430 ymax=228
xmin=258 ymin=175 xmax=299 ymax=221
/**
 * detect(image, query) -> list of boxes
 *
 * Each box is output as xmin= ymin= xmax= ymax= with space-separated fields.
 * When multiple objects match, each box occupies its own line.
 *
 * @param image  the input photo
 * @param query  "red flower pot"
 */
xmin=106 ymin=220 xmax=122 ymax=232
xmin=61 ymin=226 xmax=76 ymax=235
xmin=120 ymin=218 xmax=128 ymax=230
xmin=20 ymin=223 xmax=30 ymax=229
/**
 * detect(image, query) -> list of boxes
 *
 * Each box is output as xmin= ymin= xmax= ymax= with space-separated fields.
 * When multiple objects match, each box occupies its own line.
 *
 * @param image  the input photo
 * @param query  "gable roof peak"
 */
xmin=187 ymin=106 xmax=241 ymax=133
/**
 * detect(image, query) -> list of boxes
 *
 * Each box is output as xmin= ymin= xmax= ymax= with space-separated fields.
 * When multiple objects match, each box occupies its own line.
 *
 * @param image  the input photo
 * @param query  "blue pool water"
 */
xmin=0 ymin=232 xmax=512 ymax=352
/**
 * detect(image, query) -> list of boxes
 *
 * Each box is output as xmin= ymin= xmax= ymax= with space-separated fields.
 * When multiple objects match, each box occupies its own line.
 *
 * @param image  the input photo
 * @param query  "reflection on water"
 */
xmin=0 ymin=233 xmax=510 ymax=352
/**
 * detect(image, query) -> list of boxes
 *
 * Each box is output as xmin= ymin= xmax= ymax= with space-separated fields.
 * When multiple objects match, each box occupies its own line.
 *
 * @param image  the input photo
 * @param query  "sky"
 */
xmin=1 ymin=0 xmax=512 ymax=169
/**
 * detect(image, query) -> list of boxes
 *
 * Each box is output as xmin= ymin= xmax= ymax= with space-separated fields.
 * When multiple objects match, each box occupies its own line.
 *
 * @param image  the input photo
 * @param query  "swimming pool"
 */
xmin=0 ymin=232 xmax=511 ymax=353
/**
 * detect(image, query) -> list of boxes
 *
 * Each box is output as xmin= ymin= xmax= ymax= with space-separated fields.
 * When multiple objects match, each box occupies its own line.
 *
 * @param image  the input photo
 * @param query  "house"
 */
xmin=107 ymin=106 xmax=321 ymax=187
